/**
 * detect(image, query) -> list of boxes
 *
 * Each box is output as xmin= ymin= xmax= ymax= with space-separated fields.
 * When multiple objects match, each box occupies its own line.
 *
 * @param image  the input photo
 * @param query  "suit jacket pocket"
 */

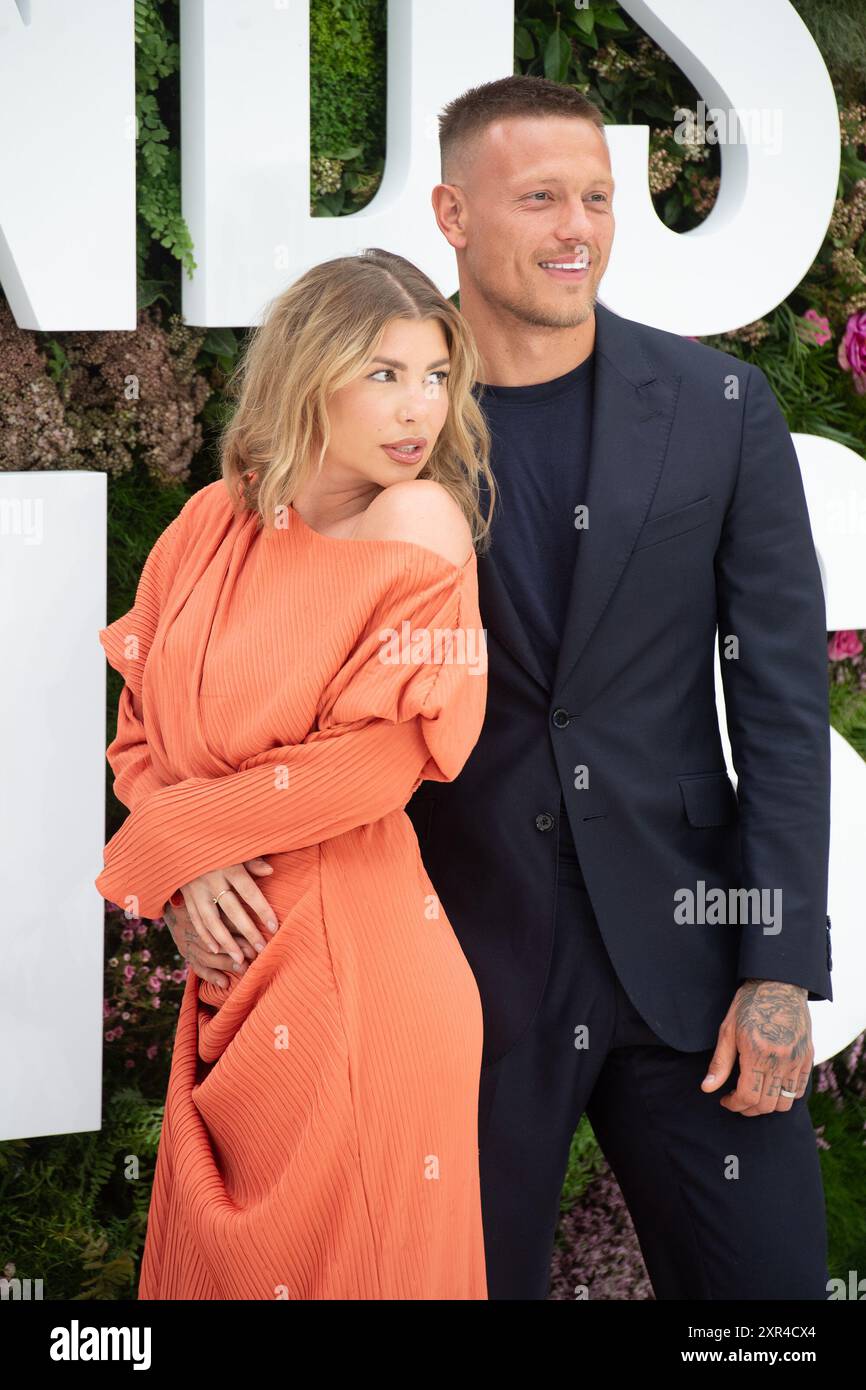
xmin=633 ymin=494 xmax=713 ymax=551
xmin=678 ymin=771 xmax=739 ymax=827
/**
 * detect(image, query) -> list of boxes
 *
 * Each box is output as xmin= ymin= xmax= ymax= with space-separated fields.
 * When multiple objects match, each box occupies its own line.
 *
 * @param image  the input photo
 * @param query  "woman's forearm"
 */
xmin=96 ymin=715 xmax=435 ymax=919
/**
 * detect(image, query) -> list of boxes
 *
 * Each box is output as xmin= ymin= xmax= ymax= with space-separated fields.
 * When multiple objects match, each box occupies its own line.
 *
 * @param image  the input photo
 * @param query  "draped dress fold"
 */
xmin=95 ymin=480 xmax=489 ymax=1300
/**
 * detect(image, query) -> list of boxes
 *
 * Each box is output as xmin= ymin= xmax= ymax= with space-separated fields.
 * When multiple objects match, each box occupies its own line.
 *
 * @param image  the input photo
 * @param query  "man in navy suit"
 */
xmin=402 ymin=74 xmax=832 ymax=1300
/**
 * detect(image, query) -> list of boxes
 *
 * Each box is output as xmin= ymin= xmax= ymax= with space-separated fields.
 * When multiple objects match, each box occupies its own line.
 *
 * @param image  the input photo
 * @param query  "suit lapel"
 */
xmin=475 ymin=301 xmax=680 ymax=700
xmin=553 ymin=302 xmax=681 ymax=698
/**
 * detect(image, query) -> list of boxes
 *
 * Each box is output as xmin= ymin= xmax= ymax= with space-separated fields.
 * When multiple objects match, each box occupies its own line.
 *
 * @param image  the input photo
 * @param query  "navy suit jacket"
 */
xmin=406 ymin=299 xmax=833 ymax=1068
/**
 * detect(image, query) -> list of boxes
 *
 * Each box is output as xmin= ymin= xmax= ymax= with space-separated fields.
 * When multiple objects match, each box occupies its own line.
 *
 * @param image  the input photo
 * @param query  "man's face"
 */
xmin=446 ymin=115 xmax=615 ymax=329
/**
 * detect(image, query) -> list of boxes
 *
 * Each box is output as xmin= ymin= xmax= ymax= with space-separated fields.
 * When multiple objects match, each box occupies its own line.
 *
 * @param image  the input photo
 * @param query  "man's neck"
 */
xmin=459 ymin=284 xmax=597 ymax=388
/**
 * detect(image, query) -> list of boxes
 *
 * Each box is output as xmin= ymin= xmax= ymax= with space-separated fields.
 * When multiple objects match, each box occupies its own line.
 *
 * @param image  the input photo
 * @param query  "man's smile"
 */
xmin=538 ymin=246 xmax=591 ymax=281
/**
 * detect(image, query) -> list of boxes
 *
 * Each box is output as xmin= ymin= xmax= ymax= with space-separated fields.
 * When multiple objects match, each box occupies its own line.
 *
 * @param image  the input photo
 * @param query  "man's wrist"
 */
xmin=740 ymin=976 xmax=807 ymax=996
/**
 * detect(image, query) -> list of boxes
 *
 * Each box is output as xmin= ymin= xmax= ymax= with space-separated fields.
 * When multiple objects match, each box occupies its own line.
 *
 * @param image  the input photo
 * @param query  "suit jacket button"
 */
xmin=535 ymin=812 xmax=555 ymax=832
xmin=552 ymin=708 xmax=570 ymax=728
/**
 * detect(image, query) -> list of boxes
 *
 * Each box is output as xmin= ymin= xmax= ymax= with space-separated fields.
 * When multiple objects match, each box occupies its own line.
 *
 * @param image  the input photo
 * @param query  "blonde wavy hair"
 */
xmin=220 ymin=248 xmax=496 ymax=551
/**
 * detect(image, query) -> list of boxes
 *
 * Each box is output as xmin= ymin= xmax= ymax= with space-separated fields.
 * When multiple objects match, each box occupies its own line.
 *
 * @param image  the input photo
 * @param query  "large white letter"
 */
xmin=0 ymin=471 xmax=106 ymax=1138
xmin=604 ymin=0 xmax=840 ymax=335
xmin=0 ymin=0 xmax=135 ymax=329
xmin=180 ymin=0 xmax=514 ymax=325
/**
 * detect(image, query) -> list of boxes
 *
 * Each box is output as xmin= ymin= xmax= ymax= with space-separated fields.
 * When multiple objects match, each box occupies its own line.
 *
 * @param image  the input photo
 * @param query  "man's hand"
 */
xmin=701 ymin=979 xmax=813 ymax=1115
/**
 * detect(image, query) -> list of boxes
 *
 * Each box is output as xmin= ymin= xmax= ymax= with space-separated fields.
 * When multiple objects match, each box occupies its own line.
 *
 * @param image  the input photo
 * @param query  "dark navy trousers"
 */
xmin=477 ymin=844 xmax=830 ymax=1301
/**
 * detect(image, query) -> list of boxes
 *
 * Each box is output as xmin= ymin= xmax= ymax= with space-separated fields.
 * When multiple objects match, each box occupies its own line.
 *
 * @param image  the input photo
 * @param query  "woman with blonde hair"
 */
xmin=95 ymin=248 xmax=496 ymax=1299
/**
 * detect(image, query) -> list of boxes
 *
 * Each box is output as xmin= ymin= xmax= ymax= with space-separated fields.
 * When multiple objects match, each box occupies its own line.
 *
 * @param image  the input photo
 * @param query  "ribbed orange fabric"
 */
xmin=96 ymin=480 xmax=489 ymax=1299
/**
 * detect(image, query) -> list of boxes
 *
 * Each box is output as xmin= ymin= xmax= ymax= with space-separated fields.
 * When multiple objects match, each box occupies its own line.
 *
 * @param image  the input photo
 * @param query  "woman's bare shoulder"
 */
xmin=355 ymin=480 xmax=473 ymax=567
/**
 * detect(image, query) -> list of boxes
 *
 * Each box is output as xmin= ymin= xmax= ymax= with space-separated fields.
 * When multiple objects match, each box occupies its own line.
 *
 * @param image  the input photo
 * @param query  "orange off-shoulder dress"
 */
xmin=95 ymin=479 xmax=489 ymax=1300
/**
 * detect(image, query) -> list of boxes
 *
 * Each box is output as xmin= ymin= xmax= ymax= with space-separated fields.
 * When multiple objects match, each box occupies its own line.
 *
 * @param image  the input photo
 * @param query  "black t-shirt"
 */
xmin=474 ymin=351 xmax=595 ymax=870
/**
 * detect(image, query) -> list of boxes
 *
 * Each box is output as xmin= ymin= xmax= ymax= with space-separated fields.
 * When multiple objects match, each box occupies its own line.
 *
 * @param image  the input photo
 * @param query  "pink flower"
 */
xmin=146 ymin=1044 xmax=159 ymax=1060
xmin=798 ymin=308 xmax=831 ymax=347
xmin=828 ymin=629 xmax=863 ymax=660
xmin=837 ymin=312 xmax=866 ymax=393
xmin=123 ymin=964 xmax=135 ymax=982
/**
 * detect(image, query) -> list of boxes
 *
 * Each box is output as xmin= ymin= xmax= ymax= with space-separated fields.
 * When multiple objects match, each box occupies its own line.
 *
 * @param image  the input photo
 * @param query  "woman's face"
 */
xmin=322 ymin=316 xmax=452 ymax=491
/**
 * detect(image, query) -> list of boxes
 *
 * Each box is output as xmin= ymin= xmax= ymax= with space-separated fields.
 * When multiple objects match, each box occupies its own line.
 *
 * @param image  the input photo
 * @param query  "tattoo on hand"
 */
xmin=735 ymin=979 xmax=811 ymax=1071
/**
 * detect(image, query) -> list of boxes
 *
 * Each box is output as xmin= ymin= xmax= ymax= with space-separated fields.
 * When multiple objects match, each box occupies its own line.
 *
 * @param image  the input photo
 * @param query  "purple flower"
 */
xmin=837 ymin=312 xmax=866 ymax=393
xmin=828 ymin=629 xmax=863 ymax=661
xmin=798 ymin=309 xmax=831 ymax=347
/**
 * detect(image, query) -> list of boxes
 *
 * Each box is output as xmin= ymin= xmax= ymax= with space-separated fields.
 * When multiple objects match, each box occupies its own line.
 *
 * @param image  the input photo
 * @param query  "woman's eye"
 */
xmin=369 ymin=368 xmax=449 ymax=385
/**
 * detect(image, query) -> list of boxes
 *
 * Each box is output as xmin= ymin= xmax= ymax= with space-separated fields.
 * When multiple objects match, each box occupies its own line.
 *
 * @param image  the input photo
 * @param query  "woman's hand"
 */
xmin=168 ymin=857 xmax=279 ymax=968
xmin=164 ymin=896 xmax=252 ymax=989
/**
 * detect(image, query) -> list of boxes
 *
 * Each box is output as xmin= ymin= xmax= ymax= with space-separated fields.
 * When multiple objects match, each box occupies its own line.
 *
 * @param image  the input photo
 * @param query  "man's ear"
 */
xmin=431 ymin=183 xmax=468 ymax=249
